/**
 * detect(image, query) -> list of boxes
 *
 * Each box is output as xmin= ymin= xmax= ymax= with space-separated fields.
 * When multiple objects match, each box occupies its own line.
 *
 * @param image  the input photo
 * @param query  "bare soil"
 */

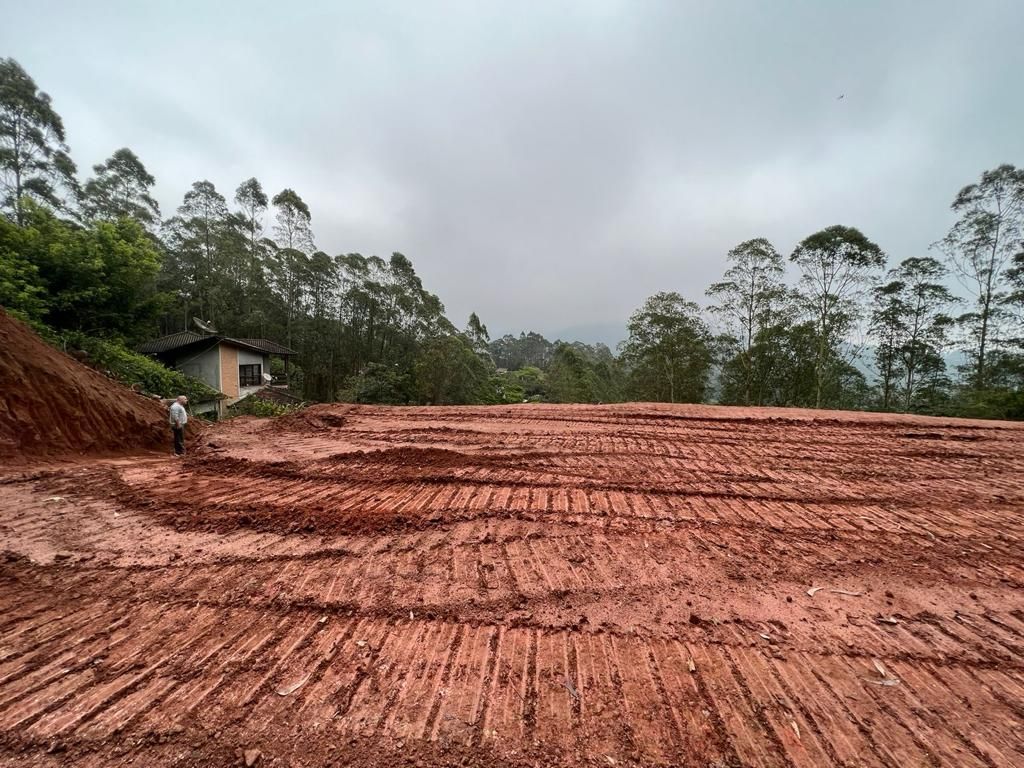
xmin=0 ymin=310 xmax=174 ymax=461
xmin=1 ymin=403 xmax=1023 ymax=767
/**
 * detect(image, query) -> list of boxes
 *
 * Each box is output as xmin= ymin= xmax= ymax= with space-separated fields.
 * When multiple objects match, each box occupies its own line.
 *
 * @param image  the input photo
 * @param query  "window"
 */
xmin=239 ymin=364 xmax=262 ymax=387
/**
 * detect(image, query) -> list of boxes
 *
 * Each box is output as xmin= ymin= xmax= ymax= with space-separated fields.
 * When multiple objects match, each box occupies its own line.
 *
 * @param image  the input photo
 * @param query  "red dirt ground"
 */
xmin=1 ymin=403 xmax=1023 ymax=767
xmin=0 ymin=310 xmax=170 ymax=460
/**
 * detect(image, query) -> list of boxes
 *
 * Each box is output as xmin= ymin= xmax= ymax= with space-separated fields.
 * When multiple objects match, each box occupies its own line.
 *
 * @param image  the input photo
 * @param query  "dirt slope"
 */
xmin=0 ymin=310 xmax=168 ymax=459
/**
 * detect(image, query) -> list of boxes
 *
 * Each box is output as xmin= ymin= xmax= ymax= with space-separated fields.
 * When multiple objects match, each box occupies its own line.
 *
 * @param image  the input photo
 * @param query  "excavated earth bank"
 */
xmin=0 ymin=310 xmax=170 ymax=460
xmin=1 ymin=402 xmax=1023 ymax=767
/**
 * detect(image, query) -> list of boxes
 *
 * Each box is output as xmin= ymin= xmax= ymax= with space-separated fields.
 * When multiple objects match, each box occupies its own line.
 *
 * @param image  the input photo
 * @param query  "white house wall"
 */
xmin=175 ymin=346 xmax=221 ymax=392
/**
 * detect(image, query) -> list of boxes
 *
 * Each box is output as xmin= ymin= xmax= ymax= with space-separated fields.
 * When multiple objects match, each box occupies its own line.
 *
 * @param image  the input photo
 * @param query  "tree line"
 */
xmin=2 ymin=57 xmax=1022 ymax=417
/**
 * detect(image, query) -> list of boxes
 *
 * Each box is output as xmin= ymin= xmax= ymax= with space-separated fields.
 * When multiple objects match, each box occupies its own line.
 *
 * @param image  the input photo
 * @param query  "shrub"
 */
xmin=227 ymin=397 xmax=299 ymax=418
xmin=59 ymin=331 xmax=221 ymax=403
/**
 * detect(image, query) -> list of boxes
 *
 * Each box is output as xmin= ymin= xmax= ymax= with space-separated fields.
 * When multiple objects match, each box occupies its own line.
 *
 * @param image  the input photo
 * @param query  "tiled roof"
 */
xmin=137 ymin=333 xmax=296 ymax=357
xmin=227 ymin=338 xmax=297 ymax=356
xmin=136 ymin=331 xmax=208 ymax=355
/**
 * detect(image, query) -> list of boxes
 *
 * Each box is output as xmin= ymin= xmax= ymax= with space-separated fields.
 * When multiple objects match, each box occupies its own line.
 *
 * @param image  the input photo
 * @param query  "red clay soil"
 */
xmin=1 ymin=403 xmax=1023 ymax=767
xmin=0 ymin=310 xmax=169 ymax=460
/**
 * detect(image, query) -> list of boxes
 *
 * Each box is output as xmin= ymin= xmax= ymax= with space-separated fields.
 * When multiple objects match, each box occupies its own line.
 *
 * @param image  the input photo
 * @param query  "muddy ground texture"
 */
xmin=1 ymin=403 xmax=1023 ymax=767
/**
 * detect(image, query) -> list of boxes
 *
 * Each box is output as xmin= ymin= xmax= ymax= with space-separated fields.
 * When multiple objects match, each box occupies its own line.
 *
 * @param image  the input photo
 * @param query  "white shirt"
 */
xmin=169 ymin=402 xmax=188 ymax=427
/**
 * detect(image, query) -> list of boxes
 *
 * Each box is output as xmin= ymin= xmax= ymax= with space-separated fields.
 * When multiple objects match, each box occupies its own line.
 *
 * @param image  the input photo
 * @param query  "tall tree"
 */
xmin=300 ymin=250 xmax=340 ymax=400
xmin=706 ymin=238 xmax=789 ymax=405
xmin=891 ymin=258 xmax=955 ymax=411
xmin=465 ymin=312 xmax=490 ymax=354
xmin=620 ymin=292 xmax=712 ymax=403
xmin=0 ymin=58 xmax=77 ymax=223
xmin=161 ymin=180 xmax=230 ymax=328
xmin=936 ymin=164 xmax=1024 ymax=391
xmin=790 ymin=225 xmax=885 ymax=408
xmin=271 ymin=188 xmax=314 ymax=253
xmin=869 ymin=279 xmax=907 ymax=411
xmin=415 ymin=334 xmax=490 ymax=405
xmin=546 ymin=343 xmax=598 ymax=403
xmin=227 ymin=178 xmax=271 ymax=334
xmin=234 ymin=177 xmax=268 ymax=278
xmin=81 ymin=148 xmax=160 ymax=227
xmin=270 ymin=189 xmax=315 ymax=347
xmin=1006 ymin=249 xmax=1024 ymax=348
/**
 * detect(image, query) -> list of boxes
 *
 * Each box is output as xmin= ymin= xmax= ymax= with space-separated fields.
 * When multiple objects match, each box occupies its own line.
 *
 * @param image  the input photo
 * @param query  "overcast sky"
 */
xmin=4 ymin=1 xmax=1023 ymax=345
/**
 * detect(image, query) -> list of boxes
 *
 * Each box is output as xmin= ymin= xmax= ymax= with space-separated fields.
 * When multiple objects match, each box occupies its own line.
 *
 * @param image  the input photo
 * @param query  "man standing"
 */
xmin=169 ymin=395 xmax=189 ymax=456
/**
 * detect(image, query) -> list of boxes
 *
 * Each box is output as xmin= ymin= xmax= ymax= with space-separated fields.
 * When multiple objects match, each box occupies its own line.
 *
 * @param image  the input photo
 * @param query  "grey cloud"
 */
xmin=5 ymin=0 xmax=1022 ymax=346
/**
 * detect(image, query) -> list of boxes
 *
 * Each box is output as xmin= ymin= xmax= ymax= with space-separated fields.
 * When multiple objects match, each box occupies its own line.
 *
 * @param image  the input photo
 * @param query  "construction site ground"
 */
xmin=1 ymin=403 xmax=1023 ymax=767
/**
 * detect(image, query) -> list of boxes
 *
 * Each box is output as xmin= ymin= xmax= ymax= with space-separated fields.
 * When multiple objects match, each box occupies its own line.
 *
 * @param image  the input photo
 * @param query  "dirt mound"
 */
xmin=272 ymin=403 xmax=349 ymax=431
xmin=322 ymin=445 xmax=481 ymax=469
xmin=0 ymin=310 xmax=170 ymax=460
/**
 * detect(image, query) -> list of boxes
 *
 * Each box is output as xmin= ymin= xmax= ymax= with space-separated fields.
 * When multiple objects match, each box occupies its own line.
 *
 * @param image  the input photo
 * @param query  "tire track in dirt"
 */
xmin=1 ymin=403 xmax=1023 ymax=767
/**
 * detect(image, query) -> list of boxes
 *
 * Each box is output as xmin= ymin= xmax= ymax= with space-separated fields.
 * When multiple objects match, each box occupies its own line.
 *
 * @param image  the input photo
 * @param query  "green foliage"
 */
xmin=342 ymin=362 xmax=413 ymax=405
xmin=546 ymin=344 xmax=596 ymax=402
xmin=160 ymin=180 xmax=232 ymax=328
xmin=707 ymin=238 xmax=792 ymax=406
xmin=791 ymin=225 xmax=886 ymax=408
xmin=486 ymin=366 xmax=548 ymax=403
xmin=510 ymin=366 xmax=546 ymax=397
xmin=937 ymin=164 xmax=1024 ymax=391
xmin=465 ymin=312 xmax=490 ymax=355
xmin=60 ymin=332 xmax=221 ymax=402
xmin=0 ymin=219 xmax=47 ymax=319
xmin=227 ymin=397 xmax=298 ymax=417
xmin=0 ymin=57 xmax=77 ymax=222
xmin=868 ymin=257 xmax=955 ymax=412
xmin=488 ymin=373 xmax=526 ymax=404
xmin=489 ymin=331 xmax=554 ymax=370
xmin=82 ymin=148 xmax=160 ymax=227
xmin=621 ymin=292 xmax=712 ymax=403
xmin=414 ymin=334 xmax=492 ymax=405
xmin=0 ymin=202 xmax=165 ymax=343
xmin=544 ymin=343 xmax=624 ymax=403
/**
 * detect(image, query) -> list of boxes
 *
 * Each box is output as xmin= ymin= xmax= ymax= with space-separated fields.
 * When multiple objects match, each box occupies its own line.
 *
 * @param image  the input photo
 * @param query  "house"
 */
xmin=138 ymin=331 xmax=297 ymax=416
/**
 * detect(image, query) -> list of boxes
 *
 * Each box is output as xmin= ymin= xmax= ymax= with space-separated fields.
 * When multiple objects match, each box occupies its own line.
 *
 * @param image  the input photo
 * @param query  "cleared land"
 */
xmin=1 ymin=403 xmax=1023 ymax=767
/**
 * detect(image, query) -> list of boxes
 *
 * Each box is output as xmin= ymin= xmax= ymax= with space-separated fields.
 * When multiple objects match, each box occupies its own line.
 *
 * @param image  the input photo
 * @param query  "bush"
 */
xmin=227 ymin=397 xmax=299 ymax=417
xmin=341 ymin=363 xmax=413 ymax=404
xmin=59 ymin=331 xmax=221 ymax=403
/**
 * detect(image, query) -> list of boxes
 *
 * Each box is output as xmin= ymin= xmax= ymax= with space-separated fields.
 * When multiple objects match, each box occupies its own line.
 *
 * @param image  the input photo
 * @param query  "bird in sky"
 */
xmin=837 ymin=94 xmax=845 ymax=100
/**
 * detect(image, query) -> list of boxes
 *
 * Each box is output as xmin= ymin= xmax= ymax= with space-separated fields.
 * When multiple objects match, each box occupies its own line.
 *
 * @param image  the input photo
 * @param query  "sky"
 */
xmin=3 ymin=0 xmax=1023 ymax=347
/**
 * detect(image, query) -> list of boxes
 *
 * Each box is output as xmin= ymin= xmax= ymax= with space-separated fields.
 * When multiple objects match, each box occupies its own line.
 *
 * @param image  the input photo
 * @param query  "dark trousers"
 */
xmin=172 ymin=426 xmax=185 ymax=455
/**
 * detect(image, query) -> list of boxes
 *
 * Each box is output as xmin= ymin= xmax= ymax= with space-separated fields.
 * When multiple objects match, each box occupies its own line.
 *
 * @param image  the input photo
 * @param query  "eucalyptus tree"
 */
xmin=935 ymin=164 xmax=1024 ymax=391
xmin=270 ymin=188 xmax=315 ymax=347
xmin=0 ymin=58 xmax=77 ymax=223
xmin=706 ymin=237 xmax=790 ymax=405
xmin=82 ymin=148 xmax=160 ymax=228
xmin=790 ymin=225 xmax=885 ymax=408
xmin=161 ymin=180 xmax=230 ymax=327
xmin=465 ymin=312 xmax=490 ymax=355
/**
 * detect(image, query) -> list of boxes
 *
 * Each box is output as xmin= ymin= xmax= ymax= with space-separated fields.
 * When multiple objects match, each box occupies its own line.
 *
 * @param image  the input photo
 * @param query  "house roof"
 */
xmin=137 ymin=331 xmax=207 ymax=355
xmin=138 ymin=333 xmax=296 ymax=357
xmin=230 ymin=338 xmax=297 ymax=356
